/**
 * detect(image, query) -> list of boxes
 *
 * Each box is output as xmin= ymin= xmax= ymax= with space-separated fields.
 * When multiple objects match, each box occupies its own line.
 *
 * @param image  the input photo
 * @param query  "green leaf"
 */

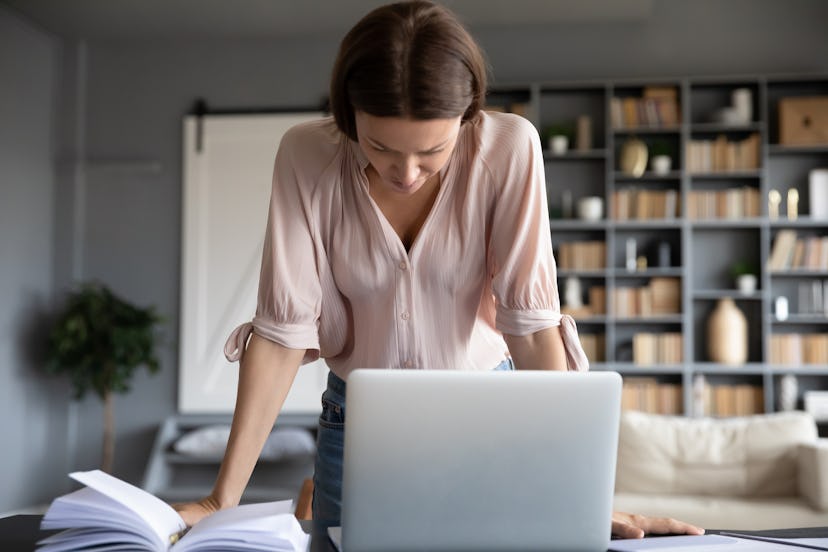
xmin=44 ymin=282 xmax=163 ymax=401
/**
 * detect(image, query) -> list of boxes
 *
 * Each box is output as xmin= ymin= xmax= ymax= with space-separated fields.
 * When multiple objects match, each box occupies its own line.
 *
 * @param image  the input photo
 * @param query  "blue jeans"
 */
xmin=311 ymin=359 xmax=515 ymax=532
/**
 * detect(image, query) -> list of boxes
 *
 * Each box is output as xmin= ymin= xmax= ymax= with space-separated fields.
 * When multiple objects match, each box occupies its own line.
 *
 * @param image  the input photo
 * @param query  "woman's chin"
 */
xmin=388 ymin=180 xmax=424 ymax=194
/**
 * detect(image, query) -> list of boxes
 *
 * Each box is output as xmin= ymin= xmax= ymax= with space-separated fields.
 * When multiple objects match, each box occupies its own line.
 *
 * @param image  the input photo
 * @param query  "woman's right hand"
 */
xmin=172 ymin=495 xmax=223 ymax=527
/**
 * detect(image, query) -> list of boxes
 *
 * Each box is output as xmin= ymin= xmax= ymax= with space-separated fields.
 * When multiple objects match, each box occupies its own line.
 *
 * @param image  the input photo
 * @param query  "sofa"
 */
xmin=612 ymin=410 xmax=828 ymax=530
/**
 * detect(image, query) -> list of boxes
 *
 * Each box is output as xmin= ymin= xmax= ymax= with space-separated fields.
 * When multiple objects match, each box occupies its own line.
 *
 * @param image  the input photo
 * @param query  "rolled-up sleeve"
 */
xmin=224 ymin=127 xmax=322 ymax=362
xmin=488 ymin=116 xmax=560 ymax=336
xmin=486 ymin=115 xmax=588 ymax=371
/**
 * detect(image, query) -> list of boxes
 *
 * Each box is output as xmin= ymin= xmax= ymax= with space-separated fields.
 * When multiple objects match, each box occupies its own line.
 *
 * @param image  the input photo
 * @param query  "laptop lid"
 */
xmin=341 ymin=369 xmax=622 ymax=552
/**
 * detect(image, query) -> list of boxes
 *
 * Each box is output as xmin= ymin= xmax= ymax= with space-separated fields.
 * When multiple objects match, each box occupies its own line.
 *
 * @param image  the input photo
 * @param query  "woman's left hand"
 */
xmin=612 ymin=511 xmax=705 ymax=539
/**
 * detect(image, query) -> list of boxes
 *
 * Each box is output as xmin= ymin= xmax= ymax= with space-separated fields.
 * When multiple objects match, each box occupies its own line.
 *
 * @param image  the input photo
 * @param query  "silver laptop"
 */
xmin=340 ymin=369 xmax=622 ymax=552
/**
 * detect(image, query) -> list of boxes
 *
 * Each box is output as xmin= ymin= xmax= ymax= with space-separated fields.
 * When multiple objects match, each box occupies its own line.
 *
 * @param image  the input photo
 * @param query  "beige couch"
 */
xmin=613 ymin=410 xmax=828 ymax=530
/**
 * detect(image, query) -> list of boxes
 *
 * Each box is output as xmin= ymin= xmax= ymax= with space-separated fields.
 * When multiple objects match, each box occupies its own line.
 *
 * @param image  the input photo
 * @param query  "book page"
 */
xmin=38 ymin=526 xmax=160 ymax=551
xmin=70 ymin=470 xmax=185 ymax=549
xmin=40 ymin=487 xmax=160 ymax=550
xmin=176 ymin=500 xmax=308 ymax=552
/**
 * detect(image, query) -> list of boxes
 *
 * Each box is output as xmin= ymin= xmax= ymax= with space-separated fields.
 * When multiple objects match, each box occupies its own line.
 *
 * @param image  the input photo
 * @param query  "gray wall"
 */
xmin=2 ymin=0 xmax=828 ymax=510
xmin=0 ymin=5 xmax=71 ymax=512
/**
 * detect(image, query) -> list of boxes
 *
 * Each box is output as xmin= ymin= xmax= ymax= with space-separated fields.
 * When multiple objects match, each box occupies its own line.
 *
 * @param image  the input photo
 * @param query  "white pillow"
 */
xmin=173 ymin=425 xmax=316 ymax=461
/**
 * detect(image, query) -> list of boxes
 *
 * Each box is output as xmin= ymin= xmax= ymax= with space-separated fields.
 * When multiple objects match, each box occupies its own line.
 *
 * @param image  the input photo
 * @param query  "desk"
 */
xmin=3 ymin=515 xmax=827 ymax=551
xmin=0 ymin=515 xmax=337 ymax=552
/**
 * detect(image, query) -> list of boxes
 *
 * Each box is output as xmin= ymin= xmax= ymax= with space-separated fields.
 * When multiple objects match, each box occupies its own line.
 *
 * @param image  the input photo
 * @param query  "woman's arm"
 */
xmin=174 ymin=334 xmax=305 ymax=526
xmin=503 ymin=326 xmax=567 ymax=371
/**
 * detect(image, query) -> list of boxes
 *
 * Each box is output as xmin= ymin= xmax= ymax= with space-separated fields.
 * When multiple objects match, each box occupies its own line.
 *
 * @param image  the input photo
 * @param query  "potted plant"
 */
xmin=46 ymin=282 xmax=163 ymax=472
xmin=542 ymin=122 xmax=574 ymax=155
xmin=649 ymin=140 xmax=673 ymax=175
xmin=730 ymin=260 xmax=758 ymax=294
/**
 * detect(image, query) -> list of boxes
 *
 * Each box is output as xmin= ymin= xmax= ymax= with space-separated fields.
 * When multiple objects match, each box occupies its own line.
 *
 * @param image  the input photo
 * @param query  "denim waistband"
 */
xmin=327 ymin=370 xmax=347 ymax=397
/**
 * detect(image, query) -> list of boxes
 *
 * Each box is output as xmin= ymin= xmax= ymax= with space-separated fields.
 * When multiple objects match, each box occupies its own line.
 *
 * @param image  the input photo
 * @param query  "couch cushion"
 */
xmin=798 ymin=439 xmax=828 ymax=510
xmin=614 ymin=492 xmax=825 ymax=530
xmin=616 ymin=411 xmax=817 ymax=497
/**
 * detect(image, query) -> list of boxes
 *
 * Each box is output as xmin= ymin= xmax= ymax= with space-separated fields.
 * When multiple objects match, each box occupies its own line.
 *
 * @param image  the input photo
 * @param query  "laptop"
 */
xmin=339 ymin=369 xmax=622 ymax=552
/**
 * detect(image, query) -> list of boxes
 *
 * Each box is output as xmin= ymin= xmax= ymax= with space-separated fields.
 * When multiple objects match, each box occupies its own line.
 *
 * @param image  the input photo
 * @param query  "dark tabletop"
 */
xmin=4 ymin=515 xmax=827 ymax=552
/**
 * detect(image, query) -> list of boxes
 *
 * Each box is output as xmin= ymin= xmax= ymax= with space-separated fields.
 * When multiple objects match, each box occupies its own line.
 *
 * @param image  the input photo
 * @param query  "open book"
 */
xmin=37 ymin=470 xmax=309 ymax=551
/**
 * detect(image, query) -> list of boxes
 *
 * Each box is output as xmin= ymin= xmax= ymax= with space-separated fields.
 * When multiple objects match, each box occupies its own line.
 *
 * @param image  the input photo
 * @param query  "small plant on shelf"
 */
xmin=542 ymin=122 xmax=575 ymax=155
xmin=730 ymin=260 xmax=758 ymax=294
xmin=649 ymin=139 xmax=673 ymax=175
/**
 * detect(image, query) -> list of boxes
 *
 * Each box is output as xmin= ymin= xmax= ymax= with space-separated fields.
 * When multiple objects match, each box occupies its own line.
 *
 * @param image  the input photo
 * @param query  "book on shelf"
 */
xmin=588 ymin=286 xmax=607 ymax=315
xmin=611 ymin=188 xmax=680 ymax=221
xmin=768 ymin=229 xmax=798 ymax=271
xmin=621 ymin=377 xmax=682 ymax=415
xmin=579 ymin=333 xmax=606 ymax=363
xmin=705 ymin=383 xmax=764 ymax=417
xmin=769 ymin=231 xmax=828 ymax=272
xmin=771 ymin=333 xmax=828 ymax=365
xmin=687 ymin=187 xmax=760 ymax=220
xmin=612 ymin=277 xmax=680 ymax=318
xmin=557 ymin=240 xmax=606 ymax=270
xmin=611 ymin=86 xmax=680 ymax=128
xmin=650 ymin=277 xmax=682 ymax=315
xmin=37 ymin=470 xmax=309 ymax=552
xmin=686 ymin=133 xmax=760 ymax=173
xmin=633 ymin=332 xmax=683 ymax=365
xmin=796 ymin=279 xmax=828 ymax=315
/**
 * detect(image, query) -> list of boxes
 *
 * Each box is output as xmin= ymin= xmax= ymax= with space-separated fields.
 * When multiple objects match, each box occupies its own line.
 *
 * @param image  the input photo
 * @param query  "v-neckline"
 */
xmin=359 ymin=152 xmax=456 ymax=261
xmin=368 ymin=170 xmax=441 ymax=252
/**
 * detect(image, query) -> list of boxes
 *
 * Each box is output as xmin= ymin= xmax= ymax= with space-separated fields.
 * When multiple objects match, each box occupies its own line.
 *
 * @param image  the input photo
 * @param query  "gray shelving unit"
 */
xmin=142 ymin=413 xmax=318 ymax=504
xmin=490 ymin=74 xmax=828 ymax=429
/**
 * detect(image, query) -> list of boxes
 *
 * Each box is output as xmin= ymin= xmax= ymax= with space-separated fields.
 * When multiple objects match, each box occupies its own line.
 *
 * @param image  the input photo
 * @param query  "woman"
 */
xmin=176 ymin=0 xmax=703 ymax=540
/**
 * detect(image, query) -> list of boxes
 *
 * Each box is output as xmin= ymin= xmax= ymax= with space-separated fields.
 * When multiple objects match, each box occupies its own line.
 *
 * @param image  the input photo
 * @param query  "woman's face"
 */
xmin=354 ymin=111 xmax=462 ymax=196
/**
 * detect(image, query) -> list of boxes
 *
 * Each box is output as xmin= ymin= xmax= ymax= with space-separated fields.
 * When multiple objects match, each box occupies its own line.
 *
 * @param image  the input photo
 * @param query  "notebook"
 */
xmin=339 ymin=369 xmax=622 ymax=552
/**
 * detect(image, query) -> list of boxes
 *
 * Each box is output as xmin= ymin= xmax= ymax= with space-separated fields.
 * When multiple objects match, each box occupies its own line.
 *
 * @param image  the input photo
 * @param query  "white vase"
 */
xmin=564 ymin=276 xmax=583 ymax=309
xmin=549 ymin=135 xmax=569 ymax=155
xmin=577 ymin=196 xmax=603 ymax=221
xmin=778 ymin=374 xmax=798 ymax=411
xmin=707 ymin=298 xmax=747 ymax=365
xmin=651 ymin=155 xmax=672 ymax=175
xmin=736 ymin=274 xmax=757 ymax=295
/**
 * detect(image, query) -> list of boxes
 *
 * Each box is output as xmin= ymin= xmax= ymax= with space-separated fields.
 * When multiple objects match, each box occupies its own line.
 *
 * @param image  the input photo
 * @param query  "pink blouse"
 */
xmin=224 ymin=111 xmax=588 ymax=378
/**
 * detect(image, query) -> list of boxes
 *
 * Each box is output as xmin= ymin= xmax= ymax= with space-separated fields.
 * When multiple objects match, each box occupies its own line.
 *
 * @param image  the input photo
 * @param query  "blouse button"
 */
xmin=401 ymin=311 xmax=410 ymax=321
xmin=403 ymin=360 xmax=414 ymax=368
xmin=399 ymin=261 xmax=407 ymax=270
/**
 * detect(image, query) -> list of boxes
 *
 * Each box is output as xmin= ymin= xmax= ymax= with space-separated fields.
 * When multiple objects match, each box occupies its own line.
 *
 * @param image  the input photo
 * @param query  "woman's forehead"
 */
xmin=354 ymin=111 xmax=461 ymax=152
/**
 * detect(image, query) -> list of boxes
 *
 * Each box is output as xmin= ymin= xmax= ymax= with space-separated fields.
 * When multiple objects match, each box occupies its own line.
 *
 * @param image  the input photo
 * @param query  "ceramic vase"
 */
xmin=550 ymin=135 xmax=569 ymax=155
xmin=736 ymin=274 xmax=757 ymax=294
xmin=707 ymin=298 xmax=747 ymax=365
xmin=779 ymin=374 xmax=798 ymax=411
xmin=651 ymin=155 xmax=672 ymax=175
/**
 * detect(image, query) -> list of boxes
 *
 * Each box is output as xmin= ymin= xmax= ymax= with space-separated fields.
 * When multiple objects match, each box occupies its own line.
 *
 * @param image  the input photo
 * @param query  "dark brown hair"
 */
xmin=329 ymin=1 xmax=488 ymax=141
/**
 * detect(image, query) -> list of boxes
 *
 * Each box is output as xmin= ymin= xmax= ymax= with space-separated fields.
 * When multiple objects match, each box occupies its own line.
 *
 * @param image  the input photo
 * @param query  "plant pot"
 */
xmin=549 ymin=135 xmax=569 ymax=155
xmin=651 ymin=155 xmax=672 ymax=175
xmin=577 ymin=196 xmax=603 ymax=221
xmin=736 ymin=274 xmax=757 ymax=294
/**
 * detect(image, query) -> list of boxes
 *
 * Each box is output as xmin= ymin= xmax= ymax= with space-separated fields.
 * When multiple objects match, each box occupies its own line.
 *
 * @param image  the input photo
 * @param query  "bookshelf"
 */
xmin=489 ymin=74 xmax=828 ymax=430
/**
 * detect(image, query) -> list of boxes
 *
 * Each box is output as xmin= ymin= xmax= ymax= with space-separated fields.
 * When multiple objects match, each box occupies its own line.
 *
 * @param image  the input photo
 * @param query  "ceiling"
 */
xmin=2 ymin=0 xmax=655 ymax=40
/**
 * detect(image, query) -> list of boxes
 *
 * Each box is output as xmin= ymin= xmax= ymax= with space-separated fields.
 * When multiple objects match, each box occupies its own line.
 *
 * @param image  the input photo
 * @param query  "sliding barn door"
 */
xmin=179 ymin=113 xmax=327 ymax=413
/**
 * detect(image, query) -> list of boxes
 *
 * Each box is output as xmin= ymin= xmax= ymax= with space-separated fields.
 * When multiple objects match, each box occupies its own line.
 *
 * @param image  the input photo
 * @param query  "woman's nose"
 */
xmin=397 ymin=156 xmax=419 ymax=185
